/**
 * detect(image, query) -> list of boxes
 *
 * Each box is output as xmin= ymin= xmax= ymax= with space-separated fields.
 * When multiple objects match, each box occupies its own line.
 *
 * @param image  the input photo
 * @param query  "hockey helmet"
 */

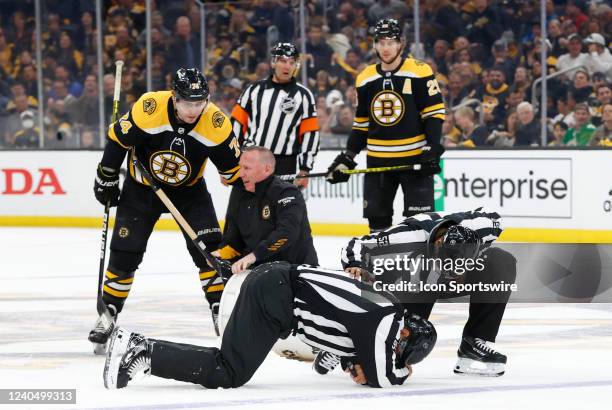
xmin=271 ymin=42 xmax=300 ymax=60
xmin=374 ymin=18 xmax=402 ymax=42
xmin=427 ymin=220 xmax=481 ymax=260
xmin=172 ymin=68 xmax=209 ymax=101
xmin=395 ymin=314 xmax=437 ymax=367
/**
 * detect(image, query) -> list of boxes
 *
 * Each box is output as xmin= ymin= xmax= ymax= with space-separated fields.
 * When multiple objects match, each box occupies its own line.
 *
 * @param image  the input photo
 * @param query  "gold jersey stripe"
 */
xmin=199 ymin=270 xmax=216 ymax=280
xmin=103 ymin=285 xmax=130 ymax=298
xmin=353 ymin=116 xmax=368 ymax=124
xmin=367 ymin=134 xmax=425 ymax=146
xmin=206 ymin=284 xmax=225 ymax=293
xmin=367 ymin=149 xmax=423 ymax=158
xmin=421 ymin=103 xmax=446 ymax=114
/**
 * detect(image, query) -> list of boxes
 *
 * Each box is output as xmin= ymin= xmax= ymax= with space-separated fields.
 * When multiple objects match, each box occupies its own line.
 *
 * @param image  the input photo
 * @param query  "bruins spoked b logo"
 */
xmin=149 ymin=151 xmax=191 ymax=186
xmin=371 ymin=90 xmax=404 ymax=126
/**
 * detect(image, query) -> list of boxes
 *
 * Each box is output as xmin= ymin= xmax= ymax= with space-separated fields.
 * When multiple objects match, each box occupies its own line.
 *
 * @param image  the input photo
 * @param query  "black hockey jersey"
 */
xmin=106 ymin=91 xmax=241 ymax=189
xmin=347 ymin=58 xmax=446 ymax=167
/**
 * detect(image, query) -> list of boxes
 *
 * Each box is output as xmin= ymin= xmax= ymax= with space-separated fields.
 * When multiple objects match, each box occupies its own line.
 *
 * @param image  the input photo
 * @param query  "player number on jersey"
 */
xmin=120 ymin=119 xmax=132 ymax=135
xmin=229 ymin=136 xmax=240 ymax=158
xmin=427 ymin=79 xmax=441 ymax=96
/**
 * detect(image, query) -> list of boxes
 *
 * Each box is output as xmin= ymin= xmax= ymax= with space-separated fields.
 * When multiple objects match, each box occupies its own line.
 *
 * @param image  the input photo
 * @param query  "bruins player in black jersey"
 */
xmin=88 ymin=68 xmax=241 ymax=350
xmin=326 ymin=19 xmax=446 ymax=232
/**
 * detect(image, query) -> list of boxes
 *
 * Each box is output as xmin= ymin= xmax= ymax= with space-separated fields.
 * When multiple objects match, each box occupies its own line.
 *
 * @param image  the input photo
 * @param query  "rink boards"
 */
xmin=0 ymin=149 xmax=610 ymax=242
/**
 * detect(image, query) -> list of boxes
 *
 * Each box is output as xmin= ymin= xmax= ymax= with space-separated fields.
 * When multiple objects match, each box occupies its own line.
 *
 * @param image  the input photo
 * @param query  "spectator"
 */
xmin=454 ymin=106 xmax=488 ymax=146
xmin=75 ymin=11 xmax=96 ymax=57
xmin=563 ymin=102 xmax=596 ymax=146
xmin=335 ymin=48 xmax=362 ymax=85
xmin=565 ymin=0 xmax=589 ymax=32
xmin=69 ymin=74 xmax=99 ymax=128
xmin=583 ymin=33 xmax=612 ymax=81
xmin=423 ymin=1 xmax=464 ymax=46
xmin=330 ymin=104 xmax=354 ymax=135
xmin=12 ymin=110 xmax=40 ymax=148
xmin=512 ymin=66 xmax=531 ymax=95
xmin=479 ymin=66 xmax=509 ymax=129
xmin=555 ymin=34 xmax=587 ymax=80
xmin=56 ymin=31 xmax=84 ymax=77
xmin=49 ymin=79 xmax=76 ymax=108
xmin=430 ymin=39 xmax=451 ymax=75
xmin=589 ymin=103 xmax=612 ymax=146
xmin=79 ymin=128 xmax=97 ymax=149
xmin=487 ymin=109 xmax=518 ymax=147
xmin=54 ymin=65 xmax=83 ymax=99
xmin=315 ymin=95 xmax=332 ymax=135
xmin=305 ymin=24 xmax=335 ymax=81
xmin=570 ymin=69 xmax=593 ymax=103
xmin=8 ymin=11 xmax=32 ymax=55
xmin=244 ymin=62 xmax=271 ymax=83
xmin=167 ymin=16 xmax=201 ymax=72
xmin=42 ymin=13 xmax=62 ymax=56
xmin=447 ymin=72 xmax=470 ymax=108
xmin=504 ymin=86 xmax=526 ymax=114
xmin=442 ymin=112 xmax=462 ymax=147
xmin=0 ymin=29 xmax=13 ymax=76
xmin=20 ymin=64 xmax=37 ymax=97
xmin=313 ymin=70 xmax=334 ymax=99
xmin=547 ymin=19 xmax=567 ymax=58
xmin=590 ymin=83 xmax=611 ymax=126
xmin=463 ymin=0 xmax=502 ymax=54
xmin=549 ymin=121 xmax=569 ymax=147
xmin=3 ymin=93 xmax=37 ymax=143
xmin=514 ymin=101 xmax=540 ymax=146
xmin=367 ymin=0 xmax=410 ymax=26
xmin=484 ymin=40 xmax=515 ymax=77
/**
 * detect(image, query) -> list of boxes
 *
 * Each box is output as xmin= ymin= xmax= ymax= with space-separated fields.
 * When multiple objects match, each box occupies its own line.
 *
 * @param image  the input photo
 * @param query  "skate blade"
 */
xmin=454 ymin=357 xmax=505 ymax=377
xmin=103 ymin=328 xmax=128 ymax=389
xmin=93 ymin=342 xmax=108 ymax=355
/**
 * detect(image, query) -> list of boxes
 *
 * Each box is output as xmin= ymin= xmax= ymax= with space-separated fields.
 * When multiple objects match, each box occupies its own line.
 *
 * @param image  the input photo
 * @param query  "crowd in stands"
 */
xmin=0 ymin=0 xmax=610 ymax=149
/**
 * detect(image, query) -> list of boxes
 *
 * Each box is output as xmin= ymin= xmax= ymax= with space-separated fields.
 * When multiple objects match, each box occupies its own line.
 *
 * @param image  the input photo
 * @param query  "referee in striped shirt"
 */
xmin=231 ymin=43 xmax=320 ymax=188
xmin=103 ymin=262 xmax=437 ymax=389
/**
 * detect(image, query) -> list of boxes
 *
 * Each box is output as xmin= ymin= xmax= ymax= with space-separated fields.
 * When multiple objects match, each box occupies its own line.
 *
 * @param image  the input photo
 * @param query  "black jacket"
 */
xmin=220 ymin=176 xmax=318 ymax=266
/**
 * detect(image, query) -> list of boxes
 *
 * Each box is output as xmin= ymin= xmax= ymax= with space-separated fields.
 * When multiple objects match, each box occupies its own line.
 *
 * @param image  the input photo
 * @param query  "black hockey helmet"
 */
xmin=271 ymin=42 xmax=300 ymax=60
xmin=427 ymin=220 xmax=481 ymax=260
xmin=172 ymin=67 xmax=209 ymax=101
xmin=374 ymin=18 xmax=402 ymax=42
xmin=395 ymin=314 xmax=437 ymax=368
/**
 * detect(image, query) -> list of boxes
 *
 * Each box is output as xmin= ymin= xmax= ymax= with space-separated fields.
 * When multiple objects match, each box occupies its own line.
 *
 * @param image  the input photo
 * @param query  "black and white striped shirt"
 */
xmin=292 ymin=265 xmax=410 ymax=388
xmin=231 ymin=77 xmax=320 ymax=171
xmin=342 ymin=208 xmax=503 ymax=268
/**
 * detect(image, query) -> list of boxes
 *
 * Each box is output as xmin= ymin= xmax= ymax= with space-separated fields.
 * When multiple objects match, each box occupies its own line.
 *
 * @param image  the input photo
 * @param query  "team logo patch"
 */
xmin=212 ymin=111 xmax=225 ymax=128
xmin=118 ymin=227 xmax=130 ymax=238
xmin=371 ymin=90 xmax=405 ymax=126
xmin=262 ymin=205 xmax=271 ymax=220
xmin=149 ymin=150 xmax=192 ymax=186
xmin=280 ymin=96 xmax=297 ymax=114
xmin=143 ymin=98 xmax=157 ymax=115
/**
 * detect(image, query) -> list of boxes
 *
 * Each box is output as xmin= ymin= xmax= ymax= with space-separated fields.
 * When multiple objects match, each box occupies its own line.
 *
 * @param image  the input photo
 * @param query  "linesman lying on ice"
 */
xmin=103 ymin=262 xmax=436 ymax=389
xmin=313 ymin=208 xmax=516 ymax=377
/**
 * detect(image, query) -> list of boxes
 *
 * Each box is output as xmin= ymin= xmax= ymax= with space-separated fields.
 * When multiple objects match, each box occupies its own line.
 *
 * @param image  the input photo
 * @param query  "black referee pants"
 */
xmin=404 ymin=247 xmax=517 ymax=342
xmin=149 ymin=262 xmax=295 ymax=388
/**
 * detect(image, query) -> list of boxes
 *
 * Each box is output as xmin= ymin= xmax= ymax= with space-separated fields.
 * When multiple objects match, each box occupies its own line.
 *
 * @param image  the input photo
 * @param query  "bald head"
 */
xmin=239 ymin=146 xmax=276 ymax=192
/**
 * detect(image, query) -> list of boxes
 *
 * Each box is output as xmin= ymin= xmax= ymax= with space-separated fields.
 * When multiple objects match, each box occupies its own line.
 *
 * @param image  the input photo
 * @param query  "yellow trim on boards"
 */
xmin=0 ymin=216 xmax=611 ymax=243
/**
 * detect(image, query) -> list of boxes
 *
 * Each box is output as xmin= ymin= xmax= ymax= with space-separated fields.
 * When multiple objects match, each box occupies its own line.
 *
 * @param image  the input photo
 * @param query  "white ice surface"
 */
xmin=1 ymin=227 xmax=611 ymax=409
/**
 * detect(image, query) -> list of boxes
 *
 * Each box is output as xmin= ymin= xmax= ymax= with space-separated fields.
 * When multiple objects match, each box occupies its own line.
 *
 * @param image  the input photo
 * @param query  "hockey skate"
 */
xmin=454 ymin=336 xmax=506 ymax=377
xmin=88 ymin=305 xmax=117 ymax=355
xmin=211 ymin=302 xmax=220 ymax=336
xmin=103 ymin=327 xmax=151 ymax=389
xmin=313 ymin=350 xmax=340 ymax=375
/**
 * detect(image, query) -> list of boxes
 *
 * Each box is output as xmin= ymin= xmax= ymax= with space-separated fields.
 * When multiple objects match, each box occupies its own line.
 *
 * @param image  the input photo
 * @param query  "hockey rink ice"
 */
xmin=1 ymin=227 xmax=611 ymax=409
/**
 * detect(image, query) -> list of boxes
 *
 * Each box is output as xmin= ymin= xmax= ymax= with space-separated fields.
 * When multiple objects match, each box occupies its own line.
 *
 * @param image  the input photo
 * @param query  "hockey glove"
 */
xmin=419 ymin=145 xmax=445 ymax=175
xmin=94 ymin=163 xmax=120 ymax=207
xmin=326 ymin=152 xmax=357 ymax=184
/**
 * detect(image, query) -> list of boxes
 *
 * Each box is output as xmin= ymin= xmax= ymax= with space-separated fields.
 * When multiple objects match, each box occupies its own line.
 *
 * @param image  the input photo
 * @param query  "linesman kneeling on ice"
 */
xmin=212 ymin=146 xmax=318 ymax=273
xmin=103 ymin=262 xmax=436 ymax=389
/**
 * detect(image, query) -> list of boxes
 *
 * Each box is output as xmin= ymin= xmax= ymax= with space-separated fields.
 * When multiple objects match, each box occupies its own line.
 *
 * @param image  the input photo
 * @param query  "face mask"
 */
xmin=22 ymin=119 xmax=34 ymax=129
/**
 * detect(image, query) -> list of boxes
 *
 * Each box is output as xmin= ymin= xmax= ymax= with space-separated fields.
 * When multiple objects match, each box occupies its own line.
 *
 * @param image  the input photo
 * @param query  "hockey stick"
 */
xmin=130 ymin=153 xmax=229 ymax=277
xmin=96 ymin=60 xmax=124 ymax=316
xmin=281 ymin=164 xmax=424 ymax=180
